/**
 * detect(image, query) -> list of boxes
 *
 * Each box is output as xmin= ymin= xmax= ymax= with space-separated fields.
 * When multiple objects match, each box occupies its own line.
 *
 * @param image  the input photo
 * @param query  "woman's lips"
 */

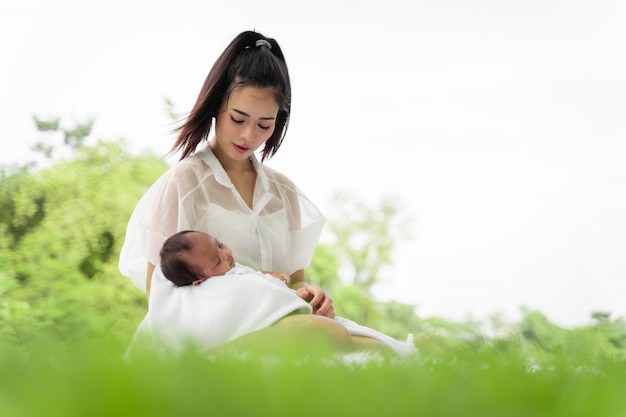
xmin=234 ymin=144 xmax=249 ymax=153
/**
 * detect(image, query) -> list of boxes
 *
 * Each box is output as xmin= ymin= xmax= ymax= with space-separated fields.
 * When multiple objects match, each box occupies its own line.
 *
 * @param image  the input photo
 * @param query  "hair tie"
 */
xmin=255 ymin=39 xmax=272 ymax=49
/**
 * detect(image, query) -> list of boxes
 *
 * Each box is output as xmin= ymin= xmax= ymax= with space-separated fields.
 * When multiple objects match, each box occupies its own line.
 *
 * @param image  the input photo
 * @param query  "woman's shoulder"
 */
xmin=167 ymin=152 xmax=212 ymax=181
xmin=148 ymin=153 xmax=215 ymax=199
xmin=259 ymin=164 xmax=296 ymax=189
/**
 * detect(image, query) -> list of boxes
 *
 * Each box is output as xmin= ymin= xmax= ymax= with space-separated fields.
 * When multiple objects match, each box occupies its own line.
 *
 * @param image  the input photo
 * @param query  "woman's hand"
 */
xmin=296 ymin=285 xmax=335 ymax=319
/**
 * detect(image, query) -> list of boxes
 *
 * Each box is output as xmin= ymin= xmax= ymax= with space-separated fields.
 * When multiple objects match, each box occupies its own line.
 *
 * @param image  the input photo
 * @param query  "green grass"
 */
xmin=1 ymin=336 xmax=625 ymax=417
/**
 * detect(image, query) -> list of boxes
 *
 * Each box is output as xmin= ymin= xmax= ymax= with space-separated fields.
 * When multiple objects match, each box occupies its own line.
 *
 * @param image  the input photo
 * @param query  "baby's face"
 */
xmin=183 ymin=232 xmax=235 ymax=279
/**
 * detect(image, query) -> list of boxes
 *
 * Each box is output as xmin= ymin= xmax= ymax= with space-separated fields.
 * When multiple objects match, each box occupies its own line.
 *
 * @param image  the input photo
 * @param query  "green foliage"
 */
xmin=63 ymin=118 xmax=94 ymax=148
xmin=307 ymin=190 xmax=418 ymax=334
xmin=30 ymin=115 xmax=94 ymax=160
xmin=327 ymin=191 xmax=413 ymax=291
xmin=163 ymin=96 xmax=183 ymax=122
xmin=374 ymin=300 xmax=424 ymax=340
xmin=591 ymin=311 xmax=626 ymax=350
xmin=0 ymin=122 xmax=168 ymax=350
xmin=518 ymin=308 xmax=569 ymax=353
xmin=0 ymin=165 xmax=46 ymax=250
xmin=304 ymin=243 xmax=341 ymax=291
xmin=515 ymin=308 xmax=626 ymax=365
xmin=333 ymin=283 xmax=381 ymax=325
xmin=33 ymin=115 xmax=60 ymax=132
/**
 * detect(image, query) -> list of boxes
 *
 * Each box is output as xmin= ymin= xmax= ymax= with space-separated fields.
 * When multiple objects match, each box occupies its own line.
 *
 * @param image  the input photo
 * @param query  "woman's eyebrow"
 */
xmin=232 ymin=108 xmax=275 ymax=120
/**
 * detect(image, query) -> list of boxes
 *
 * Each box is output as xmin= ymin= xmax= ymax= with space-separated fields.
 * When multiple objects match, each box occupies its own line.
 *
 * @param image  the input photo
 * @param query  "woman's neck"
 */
xmin=209 ymin=141 xmax=257 ymax=209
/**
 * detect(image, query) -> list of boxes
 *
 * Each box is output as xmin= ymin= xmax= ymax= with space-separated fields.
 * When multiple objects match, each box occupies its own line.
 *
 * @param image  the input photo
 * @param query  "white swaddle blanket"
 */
xmin=127 ymin=264 xmax=416 ymax=357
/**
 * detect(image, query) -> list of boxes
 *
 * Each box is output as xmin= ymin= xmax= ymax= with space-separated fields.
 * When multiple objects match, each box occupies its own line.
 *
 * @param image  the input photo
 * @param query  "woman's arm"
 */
xmin=290 ymin=269 xmax=335 ymax=318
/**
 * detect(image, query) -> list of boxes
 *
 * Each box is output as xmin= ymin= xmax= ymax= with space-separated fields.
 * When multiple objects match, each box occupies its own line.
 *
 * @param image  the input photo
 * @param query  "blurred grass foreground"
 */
xmin=1 ymin=333 xmax=625 ymax=417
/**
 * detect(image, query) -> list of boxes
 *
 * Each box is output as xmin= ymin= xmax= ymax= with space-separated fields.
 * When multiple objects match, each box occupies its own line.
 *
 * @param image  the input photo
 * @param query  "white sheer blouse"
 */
xmin=119 ymin=147 xmax=325 ymax=292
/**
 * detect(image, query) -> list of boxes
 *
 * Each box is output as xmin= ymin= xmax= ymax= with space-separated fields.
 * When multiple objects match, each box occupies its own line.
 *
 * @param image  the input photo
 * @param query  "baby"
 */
xmin=154 ymin=230 xmax=417 ymax=356
xmin=160 ymin=230 xmax=290 ymax=287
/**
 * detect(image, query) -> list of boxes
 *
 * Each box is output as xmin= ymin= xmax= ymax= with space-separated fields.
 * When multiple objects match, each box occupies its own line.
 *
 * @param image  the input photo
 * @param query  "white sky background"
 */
xmin=1 ymin=0 xmax=625 ymax=327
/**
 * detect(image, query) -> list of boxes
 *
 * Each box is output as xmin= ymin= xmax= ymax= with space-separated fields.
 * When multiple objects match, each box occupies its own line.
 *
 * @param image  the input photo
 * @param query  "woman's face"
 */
xmin=212 ymin=85 xmax=279 ymax=162
xmin=183 ymin=231 xmax=235 ymax=280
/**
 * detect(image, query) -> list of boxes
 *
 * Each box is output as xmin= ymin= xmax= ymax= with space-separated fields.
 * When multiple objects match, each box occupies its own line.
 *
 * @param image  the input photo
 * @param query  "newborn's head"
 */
xmin=160 ymin=230 xmax=235 ymax=286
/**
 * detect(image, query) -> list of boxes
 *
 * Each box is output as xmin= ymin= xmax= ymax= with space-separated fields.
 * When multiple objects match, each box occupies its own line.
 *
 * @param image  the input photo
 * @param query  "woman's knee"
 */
xmin=273 ymin=314 xmax=352 ymax=348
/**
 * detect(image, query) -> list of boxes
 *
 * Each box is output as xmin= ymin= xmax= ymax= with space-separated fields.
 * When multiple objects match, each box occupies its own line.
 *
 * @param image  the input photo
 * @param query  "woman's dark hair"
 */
xmin=160 ymin=230 xmax=199 ymax=286
xmin=172 ymin=30 xmax=291 ymax=162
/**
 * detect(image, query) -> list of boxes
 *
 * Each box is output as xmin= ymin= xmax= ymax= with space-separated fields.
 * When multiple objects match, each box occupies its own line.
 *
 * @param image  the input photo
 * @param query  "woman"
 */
xmin=119 ymin=30 xmax=334 ymax=318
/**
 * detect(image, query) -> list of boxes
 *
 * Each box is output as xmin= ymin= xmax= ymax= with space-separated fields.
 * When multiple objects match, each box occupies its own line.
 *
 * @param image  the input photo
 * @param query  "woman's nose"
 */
xmin=241 ymin=123 xmax=255 ymax=142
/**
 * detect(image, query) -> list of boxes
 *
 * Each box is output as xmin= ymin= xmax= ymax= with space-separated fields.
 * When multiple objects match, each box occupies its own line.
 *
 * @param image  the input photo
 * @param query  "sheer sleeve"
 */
xmin=118 ymin=161 xmax=203 ymax=292
xmin=263 ymin=168 xmax=325 ymax=274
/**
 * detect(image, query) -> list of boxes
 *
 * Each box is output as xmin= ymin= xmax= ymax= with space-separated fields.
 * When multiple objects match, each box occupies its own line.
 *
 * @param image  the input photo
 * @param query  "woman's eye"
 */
xmin=258 ymin=124 xmax=270 ymax=131
xmin=230 ymin=116 xmax=244 ymax=124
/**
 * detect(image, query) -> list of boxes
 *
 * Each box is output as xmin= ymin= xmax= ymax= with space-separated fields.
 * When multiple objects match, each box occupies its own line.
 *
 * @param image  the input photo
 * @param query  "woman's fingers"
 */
xmin=316 ymin=298 xmax=335 ymax=318
xmin=307 ymin=285 xmax=335 ymax=318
